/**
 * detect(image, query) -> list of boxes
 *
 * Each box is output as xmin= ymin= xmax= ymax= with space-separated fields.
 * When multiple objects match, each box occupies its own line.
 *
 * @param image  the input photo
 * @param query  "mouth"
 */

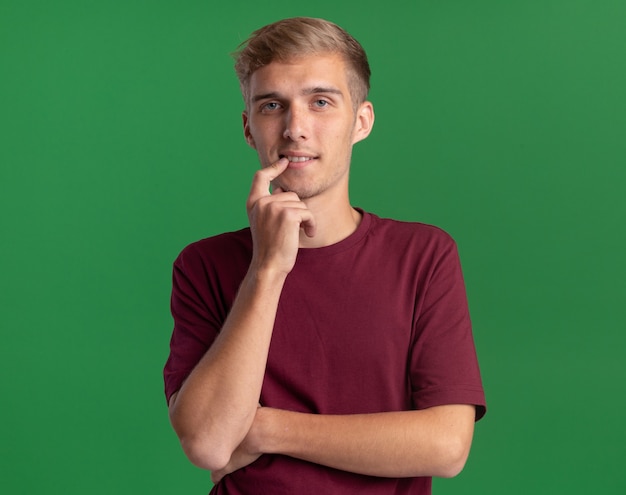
xmin=279 ymin=153 xmax=318 ymax=164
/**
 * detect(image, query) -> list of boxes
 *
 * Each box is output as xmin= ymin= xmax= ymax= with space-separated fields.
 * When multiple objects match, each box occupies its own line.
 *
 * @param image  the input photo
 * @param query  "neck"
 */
xmin=298 ymin=195 xmax=361 ymax=248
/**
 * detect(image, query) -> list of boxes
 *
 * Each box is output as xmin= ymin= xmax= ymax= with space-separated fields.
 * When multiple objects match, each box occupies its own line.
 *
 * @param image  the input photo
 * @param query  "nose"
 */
xmin=282 ymin=105 xmax=308 ymax=141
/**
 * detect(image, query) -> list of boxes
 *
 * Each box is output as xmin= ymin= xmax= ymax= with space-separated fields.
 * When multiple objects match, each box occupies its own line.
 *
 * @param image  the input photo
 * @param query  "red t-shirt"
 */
xmin=164 ymin=211 xmax=486 ymax=494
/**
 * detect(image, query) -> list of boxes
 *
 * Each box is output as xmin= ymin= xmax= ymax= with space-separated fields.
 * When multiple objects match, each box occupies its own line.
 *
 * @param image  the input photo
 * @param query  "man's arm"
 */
xmin=168 ymin=158 xmax=315 ymax=471
xmin=212 ymin=404 xmax=476 ymax=483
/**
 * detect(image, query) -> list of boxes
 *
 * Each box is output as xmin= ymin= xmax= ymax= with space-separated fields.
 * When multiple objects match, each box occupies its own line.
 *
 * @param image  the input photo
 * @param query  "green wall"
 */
xmin=1 ymin=1 xmax=624 ymax=493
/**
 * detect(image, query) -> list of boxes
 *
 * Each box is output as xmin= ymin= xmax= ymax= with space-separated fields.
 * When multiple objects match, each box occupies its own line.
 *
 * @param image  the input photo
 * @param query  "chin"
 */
xmin=290 ymin=185 xmax=327 ymax=200
xmin=275 ymin=183 xmax=313 ymax=199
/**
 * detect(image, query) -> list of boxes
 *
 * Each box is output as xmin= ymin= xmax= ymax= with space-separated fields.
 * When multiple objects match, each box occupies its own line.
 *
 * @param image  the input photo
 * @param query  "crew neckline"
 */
xmin=295 ymin=208 xmax=372 ymax=260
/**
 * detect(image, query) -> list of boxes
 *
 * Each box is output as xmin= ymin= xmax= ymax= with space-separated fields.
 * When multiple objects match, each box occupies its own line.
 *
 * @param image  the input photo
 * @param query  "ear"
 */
xmin=352 ymin=101 xmax=375 ymax=145
xmin=242 ymin=111 xmax=256 ymax=149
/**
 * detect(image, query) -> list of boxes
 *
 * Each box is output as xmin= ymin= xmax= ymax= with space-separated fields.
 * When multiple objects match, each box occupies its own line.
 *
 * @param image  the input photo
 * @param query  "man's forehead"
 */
xmin=248 ymin=53 xmax=350 ymax=95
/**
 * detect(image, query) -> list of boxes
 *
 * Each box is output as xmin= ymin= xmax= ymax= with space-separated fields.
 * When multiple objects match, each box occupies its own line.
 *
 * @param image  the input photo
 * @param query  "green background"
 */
xmin=1 ymin=0 xmax=624 ymax=493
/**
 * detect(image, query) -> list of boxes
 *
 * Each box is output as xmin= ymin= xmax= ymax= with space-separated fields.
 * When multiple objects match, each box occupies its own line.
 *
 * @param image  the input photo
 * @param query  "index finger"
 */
xmin=247 ymin=157 xmax=289 ymax=208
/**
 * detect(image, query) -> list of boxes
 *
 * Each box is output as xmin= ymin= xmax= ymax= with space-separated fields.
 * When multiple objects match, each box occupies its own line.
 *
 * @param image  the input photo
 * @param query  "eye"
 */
xmin=313 ymin=99 xmax=329 ymax=108
xmin=261 ymin=101 xmax=281 ymax=112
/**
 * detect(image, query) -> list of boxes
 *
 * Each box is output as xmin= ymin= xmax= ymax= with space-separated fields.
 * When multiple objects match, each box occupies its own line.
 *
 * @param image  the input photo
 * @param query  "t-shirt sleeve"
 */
xmin=163 ymin=245 xmax=223 ymax=404
xmin=409 ymin=236 xmax=486 ymax=420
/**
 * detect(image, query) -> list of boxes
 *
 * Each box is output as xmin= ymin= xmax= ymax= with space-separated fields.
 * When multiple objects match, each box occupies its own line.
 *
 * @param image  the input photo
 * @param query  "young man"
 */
xmin=164 ymin=17 xmax=486 ymax=494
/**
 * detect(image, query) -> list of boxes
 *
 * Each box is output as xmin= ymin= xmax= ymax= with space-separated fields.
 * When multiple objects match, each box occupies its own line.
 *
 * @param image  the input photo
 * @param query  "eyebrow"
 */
xmin=252 ymin=86 xmax=344 ymax=103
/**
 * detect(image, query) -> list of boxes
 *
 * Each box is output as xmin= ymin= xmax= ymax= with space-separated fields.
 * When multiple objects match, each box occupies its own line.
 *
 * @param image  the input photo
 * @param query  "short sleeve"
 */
xmin=409 ymin=237 xmax=486 ymax=420
xmin=163 ymin=231 xmax=253 ymax=404
xmin=163 ymin=249 xmax=219 ymax=403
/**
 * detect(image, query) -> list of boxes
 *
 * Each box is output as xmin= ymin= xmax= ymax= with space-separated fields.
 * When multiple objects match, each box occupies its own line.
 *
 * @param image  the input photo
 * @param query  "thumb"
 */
xmin=301 ymin=215 xmax=317 ymax=238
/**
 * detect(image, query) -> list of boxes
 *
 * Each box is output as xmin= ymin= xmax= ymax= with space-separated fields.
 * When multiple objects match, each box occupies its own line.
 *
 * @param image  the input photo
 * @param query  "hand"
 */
xmin=246 ymin=158 xmax=316 ymax=276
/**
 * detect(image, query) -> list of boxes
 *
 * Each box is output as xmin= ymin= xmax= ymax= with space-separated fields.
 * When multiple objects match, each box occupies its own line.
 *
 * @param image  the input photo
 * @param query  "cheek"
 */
xmin=331 ymin=121 xmax=357 ymax=147
xmin=323 ymin=118 xmax=352 ymax=138
xmin=248 ymin=130 xmax=277 ymax=164
xmin=250 ymin=121 xmax=278 ymax=147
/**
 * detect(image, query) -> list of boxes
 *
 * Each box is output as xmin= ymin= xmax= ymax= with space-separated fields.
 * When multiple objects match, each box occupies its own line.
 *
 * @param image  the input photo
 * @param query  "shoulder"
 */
xmin=174 ymin=228 xmax=252 ymax=272
xmin=364 ymin=211 xmax=457 ymax=252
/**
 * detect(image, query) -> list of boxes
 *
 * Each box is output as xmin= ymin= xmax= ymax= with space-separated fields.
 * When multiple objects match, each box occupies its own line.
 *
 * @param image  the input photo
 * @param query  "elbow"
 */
xmin=436 ymin=455 xmax=469 ymax=479
xmin=432 ymin=434 xmax=471 ymax=478
xmin=179 ymin=433 xmax=232 ymax=472
xmin=170 ymin=402 xmax=232 ymax=471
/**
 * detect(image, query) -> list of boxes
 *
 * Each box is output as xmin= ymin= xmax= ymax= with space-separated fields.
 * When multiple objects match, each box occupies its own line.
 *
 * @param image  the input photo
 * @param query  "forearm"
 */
xmin=251 ymin=405 xmax=476 ymax=478
xmin=169 ymin=267 xmax=286 ymax=470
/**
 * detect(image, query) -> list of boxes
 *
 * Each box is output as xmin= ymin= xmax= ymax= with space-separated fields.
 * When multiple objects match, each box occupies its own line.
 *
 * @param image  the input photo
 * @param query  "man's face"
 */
xmin=243 ymin=52 xmax=373 ymax=200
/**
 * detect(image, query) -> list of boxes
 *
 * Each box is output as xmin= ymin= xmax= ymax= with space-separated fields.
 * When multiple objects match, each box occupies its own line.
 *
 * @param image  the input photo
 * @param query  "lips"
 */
xmin=279 ymin=153 xmax=318 ymax=164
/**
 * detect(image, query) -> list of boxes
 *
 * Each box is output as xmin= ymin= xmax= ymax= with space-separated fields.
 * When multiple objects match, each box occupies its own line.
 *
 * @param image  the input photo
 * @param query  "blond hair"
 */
xmin=233 ymin=17 xmax=371 ymax=109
